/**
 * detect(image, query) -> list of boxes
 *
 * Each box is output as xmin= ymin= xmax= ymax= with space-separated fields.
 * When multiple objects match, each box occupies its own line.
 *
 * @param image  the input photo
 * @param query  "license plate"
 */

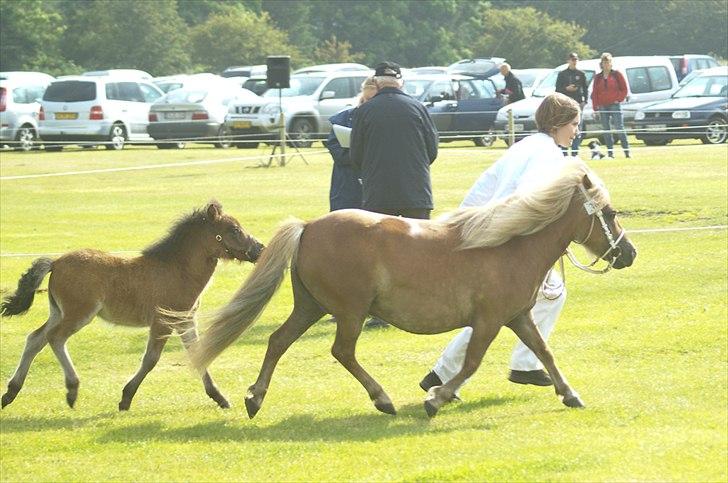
xmin=55 ymin=112 xmax=78 ymax=120
xmin=164 ymin=112 xmax=186 ymax=120
xmin=646 ymin=124 xmax=667 ymax=132
xmin=513 ymin=123 xmax=524 ymax=131
xmin=232 ymin=120 xmax=252 ymax=129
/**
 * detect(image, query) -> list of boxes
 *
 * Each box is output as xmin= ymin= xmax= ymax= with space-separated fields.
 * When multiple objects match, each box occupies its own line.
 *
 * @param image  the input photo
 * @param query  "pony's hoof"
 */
xmin=1 ymin=391 xmax=17 ymax=409
xmin=118 ymin=400 xmax=131 ymax=411
xmin=424 ymin=399 xmax=439 ymax=418
xmin=218 ymin=399 xmax=230 ymax=409
xmin=244 ymin=395 xmax=261 ymax=419
xmin=562 ymin=395 xmax=585 ymax=408
xmin=66 ymin=392 xmax=78 ymax=408
xmin=374 ymin=401 xmax=397 ymax=415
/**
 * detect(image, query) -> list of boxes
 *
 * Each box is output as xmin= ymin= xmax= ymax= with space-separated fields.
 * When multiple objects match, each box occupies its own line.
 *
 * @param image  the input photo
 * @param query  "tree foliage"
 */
xmin=312 ymin=36 xmax=365 ymax=64
xmin=189 ymin=9 xmax=298 ymax=72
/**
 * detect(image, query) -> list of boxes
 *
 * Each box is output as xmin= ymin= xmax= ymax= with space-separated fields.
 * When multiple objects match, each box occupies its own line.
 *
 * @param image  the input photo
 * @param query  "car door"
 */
xmin=316 ymin=76 xmax=361 ymax=130
xmin=422 ymin=79 xmax=457 ymax=135
xmin=451 ymin=78 xmax=503 ymax=134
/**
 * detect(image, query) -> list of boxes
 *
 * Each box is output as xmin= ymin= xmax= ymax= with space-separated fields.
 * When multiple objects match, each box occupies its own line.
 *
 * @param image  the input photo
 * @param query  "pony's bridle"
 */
xmin=566 ymin=184 xmax=625 ymax=274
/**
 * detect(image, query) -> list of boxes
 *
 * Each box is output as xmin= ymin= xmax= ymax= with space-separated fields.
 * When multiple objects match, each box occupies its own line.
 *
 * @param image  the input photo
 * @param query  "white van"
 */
xmin=0 ymin=71 xmax=54 ymax=150
xmin=494 ymin=56 xmax=679 ymax=143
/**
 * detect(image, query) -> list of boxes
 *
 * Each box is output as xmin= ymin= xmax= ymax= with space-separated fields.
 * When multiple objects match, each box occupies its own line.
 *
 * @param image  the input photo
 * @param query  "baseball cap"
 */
xmin=374 ymin=61 xmax=402 ymax=79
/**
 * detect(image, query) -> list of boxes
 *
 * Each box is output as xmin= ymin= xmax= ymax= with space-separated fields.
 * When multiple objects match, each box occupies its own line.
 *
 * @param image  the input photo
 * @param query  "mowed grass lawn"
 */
xmin=0 ymin=140 xmax=726 ymax=482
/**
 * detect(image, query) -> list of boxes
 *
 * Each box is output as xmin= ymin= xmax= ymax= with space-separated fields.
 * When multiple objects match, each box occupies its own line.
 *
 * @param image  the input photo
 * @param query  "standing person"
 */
xmin=591 ymin=52 xmax=631 ymax=159
xmin=350 ymin=61 xmax=439 ymax=329
xmin=498 ymin=63 xmax=525 ymax=104
xmin=419 ymin=92 xmax=581 ymax=394
xmin=325 ymin=77 xmax=378 ymax=211
xmin=556 ymin=52 xmax=588 ymax=156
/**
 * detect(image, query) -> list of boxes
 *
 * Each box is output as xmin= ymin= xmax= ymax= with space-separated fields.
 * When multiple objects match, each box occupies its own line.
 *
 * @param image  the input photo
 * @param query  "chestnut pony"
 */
xmin=1 ymin=201 xmax=263 ymax=411
xmin=191 ymin=161 xmax=636 ymax=418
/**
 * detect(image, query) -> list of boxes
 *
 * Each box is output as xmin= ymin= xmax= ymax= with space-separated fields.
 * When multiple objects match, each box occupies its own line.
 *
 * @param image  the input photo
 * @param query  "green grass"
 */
xmin=0 ymin=140 xmax=726 ymax=482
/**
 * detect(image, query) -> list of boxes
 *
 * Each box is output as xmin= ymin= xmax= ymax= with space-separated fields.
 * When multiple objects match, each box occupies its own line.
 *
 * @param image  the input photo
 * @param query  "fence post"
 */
xmin=507 ymin=108 xmax=515 ymax=146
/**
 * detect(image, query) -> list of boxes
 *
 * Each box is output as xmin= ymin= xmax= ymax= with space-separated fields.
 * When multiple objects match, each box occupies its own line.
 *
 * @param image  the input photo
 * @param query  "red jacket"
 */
xmin=591 ymin=70 xmax=628 ymax=110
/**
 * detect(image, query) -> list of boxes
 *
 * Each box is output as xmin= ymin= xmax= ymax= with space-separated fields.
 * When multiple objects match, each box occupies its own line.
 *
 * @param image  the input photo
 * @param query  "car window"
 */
xmin=263 ymin=76 xmax=325 ymax=98
xmin=402 ymin=79 xmax=430 ymax=99
xmin=349 ymin=76 xmax=368 ymax=94
xmin=532 ymin=70 xmax=558 ymax=97
xmin=458 ymin=79 xmax=495 ymax=99
xmin=321 ymin=77 xmax=352 ymax=99
xmin=647 ymin=66 xmax=673 ymax=91
xmin=12 ymin=85 xmax=46 ymax=104
xmin=43 ymin=81 xmax=96 ymax=102
xmin=107 ymin=82 xmax=145 ymax=102
xmin=425 ymin=80 xmax=455 ymax=101
xmin=165 ymin=88 xmax=209 ymax=103
xmin=140 ymin=83 xmax=162 ymax=103
xmin=626 ymin=67 xmax=650 ymax=94
xmin=673 ymin=75 xmax=728 ymax=98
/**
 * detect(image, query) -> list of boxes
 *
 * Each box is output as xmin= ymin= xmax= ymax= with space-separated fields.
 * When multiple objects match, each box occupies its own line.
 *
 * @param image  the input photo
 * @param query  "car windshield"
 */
xmin=449 ymin=60 xmax=497 ymax=76
xmin=263 ymin=76 xmax=326 ymax=97
xmin=532 ymin=71 xmax=558 ymax=97
xmin=402 ymin=79 xmax=434 ymax=100
xmin=517 ymin=72 xmax=540 ymax=87
xmin=43 ymin=81 xmax=96 ymax=102
xmin=165 ymin=88 xmax=209 ymax=103
xmin=672 ymin=75 xmax=728 ymax=98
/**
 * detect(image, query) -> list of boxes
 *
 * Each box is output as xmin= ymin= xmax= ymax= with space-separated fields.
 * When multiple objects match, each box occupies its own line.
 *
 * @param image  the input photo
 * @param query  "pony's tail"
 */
xmin=190 ymin=218 xmax=306 ymax=371
xmin=1 ymin=258 xmax=54 ymax=317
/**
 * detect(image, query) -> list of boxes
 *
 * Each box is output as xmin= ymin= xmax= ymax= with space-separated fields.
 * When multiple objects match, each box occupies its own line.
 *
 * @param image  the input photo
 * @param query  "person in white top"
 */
xmin=420 ymin=92 xmax=583 ymax=392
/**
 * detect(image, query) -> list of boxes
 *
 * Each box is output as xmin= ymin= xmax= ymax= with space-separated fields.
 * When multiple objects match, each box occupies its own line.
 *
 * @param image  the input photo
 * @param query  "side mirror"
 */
xmin=320 ymin=90 xmax=335 ymax=100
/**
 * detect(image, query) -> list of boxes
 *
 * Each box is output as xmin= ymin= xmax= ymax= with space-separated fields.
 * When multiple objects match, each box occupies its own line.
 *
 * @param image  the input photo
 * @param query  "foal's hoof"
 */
xmin=217 ymin=398 xmax=230 ymax=410
xmin=374 ymin=401 xmax=397 ymax=416
xmin=118 ymin=400 xmax=131 ymax=411
xmin=562 ymin=395 xmax=585 ymax=408
xmin=1 ymin=391 xmax=17 ymax=409
xmin=244 ymin=395 xmax=261 ymax=419
xmin=424 ymin=399 xmax=439 ymax=418
xmin=66 ymin=392 xmax=78 ymax=408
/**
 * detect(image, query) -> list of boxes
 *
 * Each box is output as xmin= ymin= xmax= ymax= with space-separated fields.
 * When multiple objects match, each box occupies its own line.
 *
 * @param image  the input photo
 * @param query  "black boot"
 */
xmin=508 ymin=369 xmax=553 ymax=386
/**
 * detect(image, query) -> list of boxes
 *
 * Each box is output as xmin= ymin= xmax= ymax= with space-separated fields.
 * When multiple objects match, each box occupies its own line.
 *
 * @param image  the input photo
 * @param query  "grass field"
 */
xmin=1 ymin=140 xmax=726 ymax=482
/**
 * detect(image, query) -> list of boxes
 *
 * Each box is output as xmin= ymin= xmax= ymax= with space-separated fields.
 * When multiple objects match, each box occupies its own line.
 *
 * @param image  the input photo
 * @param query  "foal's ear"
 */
xmin=206 ymin=200 xmax=223 ymax=220
xmin=582 ymin=173 xmax=593 ymax=189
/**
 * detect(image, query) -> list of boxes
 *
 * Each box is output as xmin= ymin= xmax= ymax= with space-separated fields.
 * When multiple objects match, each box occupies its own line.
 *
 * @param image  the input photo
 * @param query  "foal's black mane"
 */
xmin=142 ymin=208 xmax=208 ymax=261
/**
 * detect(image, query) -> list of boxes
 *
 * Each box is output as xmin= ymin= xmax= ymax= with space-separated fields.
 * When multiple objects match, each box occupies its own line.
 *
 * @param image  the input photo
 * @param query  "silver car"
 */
xmin=148 ymin=78 xmax=259 ymax=149
xmin=0 ymin=71 xmax=54 ymax=150
xmin=39 ymin=75 xmax=163 ymax=150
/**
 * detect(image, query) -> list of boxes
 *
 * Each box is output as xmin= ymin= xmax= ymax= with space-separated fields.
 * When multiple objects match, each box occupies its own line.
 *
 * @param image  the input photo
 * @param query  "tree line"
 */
xmin=1 ymin=0 xmax=725 ymax=77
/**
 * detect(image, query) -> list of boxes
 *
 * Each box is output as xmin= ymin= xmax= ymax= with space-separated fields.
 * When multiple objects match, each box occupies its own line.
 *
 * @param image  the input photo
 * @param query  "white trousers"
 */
xmin=432 ymin=270 xmax=566 ymax=384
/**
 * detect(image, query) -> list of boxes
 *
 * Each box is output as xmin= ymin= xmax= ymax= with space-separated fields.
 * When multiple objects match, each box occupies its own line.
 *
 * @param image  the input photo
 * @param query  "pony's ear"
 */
xmin=582 ymin=174 xmax=593 ymax=189
xmin=206 ymin=200 xmax=223 ymax=220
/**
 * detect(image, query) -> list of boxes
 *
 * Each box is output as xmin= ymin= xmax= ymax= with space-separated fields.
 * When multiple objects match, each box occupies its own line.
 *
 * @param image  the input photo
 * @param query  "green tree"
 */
xmin=189 ymin=9 xmax=298 ymax=71
xmin=472 ymin=7 xmax=594 ymax=68
xmin=0 ymin=0 xmax=75 ymax=74
xmin=312 ymin=35 xmax=365 ymax=64
xmin=60 ymin=0 xmax=191 ymax=76
xmin=177 ymin=0 xmax=262 ymax=25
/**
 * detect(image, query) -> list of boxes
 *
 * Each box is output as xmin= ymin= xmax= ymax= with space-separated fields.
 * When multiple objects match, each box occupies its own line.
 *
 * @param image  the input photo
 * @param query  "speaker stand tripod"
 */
xmin=264 ymin=92 xmax=309 ymax=168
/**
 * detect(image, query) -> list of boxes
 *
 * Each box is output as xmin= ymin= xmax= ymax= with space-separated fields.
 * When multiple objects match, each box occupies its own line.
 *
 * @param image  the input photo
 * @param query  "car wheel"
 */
xmin=236 ymin=141 xmax=259 ymax=149
xmin=214 ymin=125 xmax=232 ymax=149
xmin=701 ymin=116 xmax=727 ymax=144
xmin=473 ymin=131 xmax=496 ymax=147
xmin=156 ymin=141 xmax=186 ymax=149
xmin=288 ymin=118 xmax=315 ymax=148
xmin=15 ymin=125 xmax=37 ymax=151
xmin=105 ymin=123 xmax=127 ymax=150
xmin=643 ymin=138 xmax=669 ymax=146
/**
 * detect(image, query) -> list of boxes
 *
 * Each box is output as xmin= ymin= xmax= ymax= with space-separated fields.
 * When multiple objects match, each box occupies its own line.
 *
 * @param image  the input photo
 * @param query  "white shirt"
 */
xmin=461 ymin=133 xmax=567 ymax=208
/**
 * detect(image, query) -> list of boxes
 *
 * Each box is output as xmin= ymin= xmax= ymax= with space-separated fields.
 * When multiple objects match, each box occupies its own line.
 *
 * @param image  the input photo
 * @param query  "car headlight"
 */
xmin=634 ymin=111 xmax=645 ymax=121
xmin=672 ymin=110 xmax=691 ymax=119
xmin=261 ymin=104 xmax=281 ymax=116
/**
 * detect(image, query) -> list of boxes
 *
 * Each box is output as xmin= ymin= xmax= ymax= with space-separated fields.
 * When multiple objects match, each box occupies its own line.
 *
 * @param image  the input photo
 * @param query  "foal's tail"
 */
xmin=191 ymin=219 xmax=306 ymax=371
xmin=1 ymin=257 xmax=54 ymax=317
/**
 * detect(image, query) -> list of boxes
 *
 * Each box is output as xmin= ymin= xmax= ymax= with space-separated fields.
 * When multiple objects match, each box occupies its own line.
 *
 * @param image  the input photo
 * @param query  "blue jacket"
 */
xmin=325 ymin=108 xmax=363 ymax=211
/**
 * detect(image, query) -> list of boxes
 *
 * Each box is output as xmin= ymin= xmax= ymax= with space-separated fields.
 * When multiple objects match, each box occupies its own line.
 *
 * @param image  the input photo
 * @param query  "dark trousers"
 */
xmin=368 ymin=207 xmax=431 ymax=219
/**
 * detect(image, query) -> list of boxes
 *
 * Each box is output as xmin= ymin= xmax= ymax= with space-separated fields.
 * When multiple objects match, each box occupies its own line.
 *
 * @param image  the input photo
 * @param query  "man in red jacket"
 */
xmin=591 ymin=52 xmax=631 ymax=158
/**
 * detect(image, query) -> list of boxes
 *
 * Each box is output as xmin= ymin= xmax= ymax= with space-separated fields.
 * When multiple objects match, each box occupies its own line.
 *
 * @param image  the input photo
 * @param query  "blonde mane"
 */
xmin=441 ymin=160 xmax=610 ymax=250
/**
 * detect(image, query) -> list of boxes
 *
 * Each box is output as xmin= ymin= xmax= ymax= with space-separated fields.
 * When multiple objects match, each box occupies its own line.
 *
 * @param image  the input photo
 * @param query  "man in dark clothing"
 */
xmin=350 ymin=61 xmax=439 ymax=220
xmin=498 ymin=63 xmax=525 ymax=104
xmin=555 ymin=52 xmax=588 ymax=156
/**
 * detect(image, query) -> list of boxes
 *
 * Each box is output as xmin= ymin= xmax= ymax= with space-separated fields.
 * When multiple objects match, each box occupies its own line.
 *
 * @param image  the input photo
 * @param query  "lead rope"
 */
xmin=541 ymin=256 xmax=566 ymax=301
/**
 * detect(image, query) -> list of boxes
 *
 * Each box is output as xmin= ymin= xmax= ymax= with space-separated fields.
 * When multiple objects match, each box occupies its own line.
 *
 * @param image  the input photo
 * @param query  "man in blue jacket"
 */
xmin=351 ymin=61 xmax=439 ymax=220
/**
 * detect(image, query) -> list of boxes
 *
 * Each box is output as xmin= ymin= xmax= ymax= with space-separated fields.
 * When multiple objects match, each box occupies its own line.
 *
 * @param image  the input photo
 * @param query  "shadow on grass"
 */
xmin=0 ymin=411 xmax=118 ymax=433
xmin=95 ymin=395 xmax=519 ymax=444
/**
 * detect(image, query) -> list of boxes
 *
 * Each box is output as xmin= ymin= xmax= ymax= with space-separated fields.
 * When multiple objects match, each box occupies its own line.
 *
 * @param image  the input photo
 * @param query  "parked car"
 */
xmin=152 ymin=73 xmax=219 ymax=94
xmin=495 ymin=56 xmax=679 ymax=144
xmin=408 ymin=66 xmax=449 ymax=75
xmin=292 ymin=63 xmax=369 ymax=75
xmin=402 ymin=73 xmax=504 ymax=146
xmin=148 ymin=79 xmax=258 ymax=149
xmin=83 ymin=69 xmax=153 ymax=80
xmin=242 ymin=75 xmax=270 ymax=96
xmin=221 ymin=65 xmax=267 ymax=79
xmin=39 ymin=75 xmax=163 ymax=150
xmin=0 ymin=71 xmax=54 ymax=150
xmin=669 ymin=55 xmax=719 ymax=82
xmin=634 ymin=66 xmax=727 ymax=145
xmin=225 ymin=70 xmax=371 ymax=148
xmin=448 ymin=58 xmax=506 ymax=79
